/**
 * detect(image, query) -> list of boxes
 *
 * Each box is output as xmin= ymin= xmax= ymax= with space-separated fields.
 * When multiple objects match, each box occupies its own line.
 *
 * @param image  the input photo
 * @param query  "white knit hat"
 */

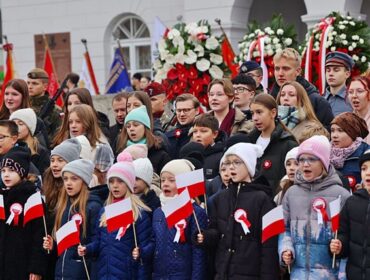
xmin=133 ymin=158 xmax=153 ymax=187
xmin=223 ymin=143 xmax=263 ymax=177
xmin=284 ymin=147 xmax=299 ymax=166
xmin=10 ymin=108 xmax=37 ymax=136
xmin=75 ymin=135 xmax=93 ymax=161
xmin=160 ymin=159 xmax=195 ymax=176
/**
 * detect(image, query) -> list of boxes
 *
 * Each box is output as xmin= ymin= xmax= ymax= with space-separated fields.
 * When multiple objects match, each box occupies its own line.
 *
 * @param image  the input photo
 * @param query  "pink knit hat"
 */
xmin=107 ymin=151 xmax=135 ymax=192
xmin=297 ymin=135 xmax=331 ymax=171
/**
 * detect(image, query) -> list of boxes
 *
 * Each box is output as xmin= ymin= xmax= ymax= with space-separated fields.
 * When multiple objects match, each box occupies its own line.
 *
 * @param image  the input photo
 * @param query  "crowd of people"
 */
xmin=0 ymin=47 xmax=370 ymax=280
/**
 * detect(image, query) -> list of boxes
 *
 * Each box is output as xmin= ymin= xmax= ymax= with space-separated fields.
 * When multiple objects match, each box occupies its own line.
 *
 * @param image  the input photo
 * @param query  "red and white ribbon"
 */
xmin=304 ymin=35 xmax=314 ymax=82
xmin=116 ymin=225 xmax=130 ymax=240
xmin=174 ymin=219 xmax=187 ymax=243
xmin=313 ymin=198 xmax=329 ymax=225
xmin=234 ymin=209 xmax=251 ymax=235
xmin=6 ymin=203 xmax=23 ymax=226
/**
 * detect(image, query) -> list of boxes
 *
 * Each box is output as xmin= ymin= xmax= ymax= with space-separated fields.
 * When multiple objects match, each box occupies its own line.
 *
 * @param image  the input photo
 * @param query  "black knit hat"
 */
xmin=0 ymin=145 xmax=31 ymax=179
xmin=359 ymin=149 xmax=370 ymax=169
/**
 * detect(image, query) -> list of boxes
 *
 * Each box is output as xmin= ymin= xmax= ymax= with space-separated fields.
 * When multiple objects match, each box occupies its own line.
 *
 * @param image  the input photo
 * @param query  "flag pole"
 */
xmin=203 ymin=194 xmax=208 ymax=215
xmin=192 ymin=210 xmax=201 ymax=234
xmin=214 ymin=18 xmax=235 ymax=54
xmin=42 ymin=215 xmax=50 ymax=254
xmin=132 ymin=222 xmax=138 ymax=248
xmin=80 ymin=243 xmax=91 ymax=280
xmin=332 ymin=230 xmax=338 ymax=268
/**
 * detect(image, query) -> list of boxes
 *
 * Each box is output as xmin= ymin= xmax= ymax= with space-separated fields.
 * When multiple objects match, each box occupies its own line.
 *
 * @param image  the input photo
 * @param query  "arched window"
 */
xmin=112 ymin=15 xmax=152 ymax=78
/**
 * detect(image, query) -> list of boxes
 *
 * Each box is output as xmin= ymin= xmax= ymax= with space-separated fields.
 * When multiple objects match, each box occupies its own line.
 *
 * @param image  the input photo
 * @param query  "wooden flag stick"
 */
xmin=193 ymin=210 xmax=201 ymax=234
xmin=79 ymin=243 xmax=90 ymax=280
xmin=132 ymin=222 xmax=138 ymax=248
xmin=287 ymin=264 xmax=291 ymax=274
xmin=42 ymin=215 xmax=50 ymax=254
xmin=332 ymin=230 xmax=338 ymax=268
xmin=203 ymin=194 xmax=208 ymax=215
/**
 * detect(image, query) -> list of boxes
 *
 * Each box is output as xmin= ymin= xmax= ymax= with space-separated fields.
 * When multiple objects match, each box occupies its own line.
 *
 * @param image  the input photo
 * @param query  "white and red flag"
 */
xmin=56 ymin=219 xmax=80 ymax=256
xmin=0 ymin=194 xmax=5 ymax=220
xmin=105 ymin=198 xmax=134 ymax=240
xmin=262 ymin=205 xmax=285 ymax=243
xmin=162 ymin=188 xmax=193 ymax=228
xmin=329 ymin=197 xmax=341 ymax=232
xmin=176 ymin=169 xmax=205 ymax=198
xmin=23 ymin=192 xmax=44 ymax=226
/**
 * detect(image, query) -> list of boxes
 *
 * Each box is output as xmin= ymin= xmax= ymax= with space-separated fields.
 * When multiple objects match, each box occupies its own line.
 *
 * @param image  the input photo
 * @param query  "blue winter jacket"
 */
xmin=86 ymin=208 xmax=154 ymax=280
xmin=55 ymin=195 xmax=102 ymax=280
xmin=152 ymin=203 xmax=207 ymax=280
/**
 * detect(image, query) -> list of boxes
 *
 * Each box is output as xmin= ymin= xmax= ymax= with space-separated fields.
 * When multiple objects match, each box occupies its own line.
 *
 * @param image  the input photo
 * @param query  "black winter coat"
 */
xmin=140 ymin=189 xmax=160 ymax=213
xmin=148 ymin=145 xmax=171 ymax=174
xmin=201 ymin=177 xmax=279 ymax=280
xmin=0 ymin=181 xmax=47 ymax=279
xmin=203 ymin=131 xmax=227 ymax=180
xmin=97 ymin=111 xmax=111 ymax=140
xmin=109 ymin=122 xmax=123 ymax=147
xmin=270 ymin=76 xmax=334 ymax=129
xmin=32 ymin=143 xmax=50 ymax=176
xmin=165 ymin=123 xmax=192 ymax=159
xmin=337 ymin=188 xmax=370 ymax=280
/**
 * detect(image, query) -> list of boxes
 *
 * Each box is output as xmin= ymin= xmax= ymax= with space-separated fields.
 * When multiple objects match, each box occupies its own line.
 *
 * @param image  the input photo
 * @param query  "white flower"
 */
xmin=164 ymin=54 xmax=176 ymax=65
xmin=196 ymin=58 xmax=211 ymax=72
xmin=332 ymin=31 xmax=337 ymax=36
xmin=253 ymin=51 xmax=260 ymax=57
xmin=315 ymin=34 xmax=320 ymax=39
xmin=205 ymin=36 xmax=219 ymax=50
xmin=348 ymin=46 xmax=354 ymax=51
xmin=346 ymin=16 xmax=352 ymax=20
xmin=210 ymin=53 xmax=223 ymax=65
xmin=243 ymin=35 xmax=248 ymax=40
xmin=167 ymin=28 xmax=180 ymax=40
xmin=352 ymin=54 xmax=359 ymax=61
xmin=267 ymin=49 xmax=274 ymax=56
xmin=249 ymin=33 xmax=255 ymax=38
xmin=352 ymin=42 xmax=357 ymax=48
xmin=342 ymin=40 xmax=348 ymax=45
xmin=153 ymin=59 xmax=162 ymax=70
xmin=339 ymin=34 xmax=346 ymax=39
xmin=325 ymin=41 xmax=332 ymax=48
xmin=272 ymin=38 xmax=279 ymax=44
xmin=209 ymin=65 xmax=224 ymax=79
xmin=173 ymin=36 xmax=184 ymax=48
xmin=314 ymin=41 xmax=320 ymax=47
xmin=343 ymin=20 xmax=349 ymax=24
xmin=255 ymin=29 xmax=262 ymax=34
xmin=339 ymin=25 xmax=346 ymax=30
xmin=174 ymin=53 xmax=186 ymax=64
xmin=284 ymin=38 xmax=293 ymax=46
xmin=154 ymin=68 xmax=167 ymax=82
xmin=264 ymin=37 xmax=271 ymax=44
xmin=194 ymin=45 xmax=205 ymax=57
xmin=275 ymin=43 xmax=282 ymax=49
xmin=349 ymin=21 xmax=355 ymax=26
xmin=264 ymin=27 xmax=272 ymax=32
xmin=330 ymin=46 xmax=336 ymax=51
xmin=185 ymin=22 xmax=198 ymax=34
xmin=352 ymin=35 xmax=359 ymax=40
xmin=184 ymin=50 xmax=197 ymax=64
xmin=359 ymin=38 xmax=365 ymax=44
xmin=361 ymin=56 xmax=367 ymax=62
xmin=196 ymin=25 xmax=209 ymax=34
xmin=163 ymin=63 xmax=173 ymax=72
xmin=276 ymin=29 xmax=284 ymax=35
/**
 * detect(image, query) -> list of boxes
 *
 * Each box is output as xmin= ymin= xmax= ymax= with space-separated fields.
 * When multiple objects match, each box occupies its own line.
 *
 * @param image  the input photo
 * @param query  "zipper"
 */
xmin=361 ymin=198 xmax=370 ymax=280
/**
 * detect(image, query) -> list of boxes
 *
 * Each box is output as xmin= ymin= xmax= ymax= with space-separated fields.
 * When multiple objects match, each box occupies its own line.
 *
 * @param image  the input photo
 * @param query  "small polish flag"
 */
xmin=23 ymin=192 xmax=44 ymax=226
xmin=262 ymin=205 xmax=285 ymax=243
xmin=0 ymin=194 xmax=5 ymax=220
xmin=329 ymin=197 xmax=341 ymax=232
xmin=56 ymin=220 xmax=80 ymax=256
xmin=176 ymin=169 xmax=205 ymax=198
xmin=162 ymin=188 xmax=193 ymax=228
xmin=105 ymin=198 xmax=134 ymax=233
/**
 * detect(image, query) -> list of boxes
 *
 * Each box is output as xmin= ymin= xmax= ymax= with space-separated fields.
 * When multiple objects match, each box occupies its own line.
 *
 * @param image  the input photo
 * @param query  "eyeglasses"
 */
xmin=176 ymin=108 xmax=195 ymax=114
xmin=348 ymin=89 xmax=368 ymax=96
xmin=0 ymin=135 xmax=11 ymax=141
xmin=298 ymin=156 xmax=320 ymax=165
xmin=233 ymin=86 xmax=253 ymax=94
xmin=223 ymin=160 xmax=244 ymax=168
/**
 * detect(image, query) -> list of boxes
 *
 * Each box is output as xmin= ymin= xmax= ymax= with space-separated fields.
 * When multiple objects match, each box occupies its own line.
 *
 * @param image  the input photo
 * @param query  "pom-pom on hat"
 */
xmin=124 ymin=105 xmax=151 ymax=130
xmin=107 ymin=151 xmax=135 ymax=193
xmin=297 ymin=135 xmax=331 ymax=171
xmin=62 ymin=159 xmax=95 ymax=186
xmin=9 ymin=108 xmax=37 ymax=136
xmin=123 ymin=144 xmax=148 ymax=160
xmin=223 ymin=143 xmax=263 ymax=177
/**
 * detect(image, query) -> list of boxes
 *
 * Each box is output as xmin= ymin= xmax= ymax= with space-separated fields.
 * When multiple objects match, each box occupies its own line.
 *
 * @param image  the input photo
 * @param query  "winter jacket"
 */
xmin=109 ymin=122 xmax=123 ymax=147
xmin=97 ymin=111 xmax=111 ymax=140
xmin=140 ymin=189 xmax=160 ymax=213
xmin=86 ymin=208 xmax=154 ymax=280
xmin=148 ymin=145 xmax=171 ymax=174
xmin=201 ymin=177 xmax=279 ymax=280
xmin=291 ymin=119 xmax=327 ymax=143
xmin=244 ymin=122 xmax=298 ymax=193
xmin=337 ymin=188 xmax=370 ymax=280
xmin=152 ymin=203 xmax=207 ymax=280
xmin=203 ymin=131 xmax=227 ymax=180
xmin=206 ymin=175 xmax=227 ymax=201
xmin=279 ymin=166 xmax=351 ymax=280
xmin=230 ymin=107 xmax=255 ymax=136
xmin=336 ymin=141 xmax=370 ymax=189
xmin=165 ymin=123 xmax=192 ymax=159
xmin=31 ymin=143 xmax=50 ymax=176
xmin=55 ymin=194 xmax=102 ymax=280
xmin=0 ymin=181 xmax=47 ymax=280
xmin=89 ymin=184 xmax=109 ymax=206
xmin=270 ymin=76 xmax=334 ymax=129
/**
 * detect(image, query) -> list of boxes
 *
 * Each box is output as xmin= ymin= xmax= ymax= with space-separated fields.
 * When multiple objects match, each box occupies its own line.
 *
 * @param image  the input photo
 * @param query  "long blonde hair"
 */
xmin=53 ymin=181 xmax=89 ymax=238
xmin=99 ymin=187 xmax=151 ymax=227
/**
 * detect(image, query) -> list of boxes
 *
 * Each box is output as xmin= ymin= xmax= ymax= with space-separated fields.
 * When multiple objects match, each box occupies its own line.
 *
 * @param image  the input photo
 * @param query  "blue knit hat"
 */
xmin=124 ymin=105 xmax=151 ymax=129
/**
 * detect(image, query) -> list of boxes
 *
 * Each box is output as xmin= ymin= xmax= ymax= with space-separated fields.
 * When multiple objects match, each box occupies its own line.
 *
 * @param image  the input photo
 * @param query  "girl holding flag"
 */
xmin=43 ymin=158 xmax=101 ymax=280
xmin=77 ymin=152 xmax=154 ymax=280
xmin=279 ymin=135 xmax=350 ymax=279
xmin=0 ymin=145 xmax=47 ymax=279
xmin=153 ymin=159 xmax=207 ymax=280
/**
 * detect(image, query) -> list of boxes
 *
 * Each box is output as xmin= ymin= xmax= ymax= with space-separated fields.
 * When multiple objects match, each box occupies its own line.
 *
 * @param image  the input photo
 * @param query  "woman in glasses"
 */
xmin=279 ymin=135 xmax=350 ymax=279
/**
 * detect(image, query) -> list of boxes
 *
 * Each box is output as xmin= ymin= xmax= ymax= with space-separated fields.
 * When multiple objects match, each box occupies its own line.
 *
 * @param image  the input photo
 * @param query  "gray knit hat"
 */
xmin=51 ymin=138 xmax=81 ymax=163
xmin=94 ymin=143 xmax=114 ymax=172
xmin=62 ymin=159 xmax=94 ymax=186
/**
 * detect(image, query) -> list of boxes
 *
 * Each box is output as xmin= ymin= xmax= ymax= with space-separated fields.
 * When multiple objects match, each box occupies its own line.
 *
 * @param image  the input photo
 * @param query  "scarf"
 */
xmin=219 ymin=108 xmax=235 ymax=136
xmin=278 ymin=106 xmax=302 ymax=129
xmin=330 ymin=137 xmax=362 ymax=169
xmin=127 ymin=138 xmax=147 ymax=146
xmin=159 ymin=193 xmax=179 ymax=207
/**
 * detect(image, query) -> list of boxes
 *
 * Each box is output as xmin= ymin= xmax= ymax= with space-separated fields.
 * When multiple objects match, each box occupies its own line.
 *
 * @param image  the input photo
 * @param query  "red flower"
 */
xmin=202 ymin=73 xmax=211 ymax=85
xmin=190 ymin=79 xmax=204 ymax=95
xmin=167 ymin=85 xmax=175 ymax=101
xmin=167 ymin=68 xmax=178 ymax=80
xmin=178 ymin=68 xmax=189 ymax=82
xmin=188 ymin=65 xmax=198 ymax=80
xmin=178 ymin=80 xmax=187 ymax=91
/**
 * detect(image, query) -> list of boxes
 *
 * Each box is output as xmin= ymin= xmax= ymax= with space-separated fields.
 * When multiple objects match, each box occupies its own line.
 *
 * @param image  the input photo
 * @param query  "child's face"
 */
xmin=109 ymin=177 xmax=128 ymax=199
xmin=298 ymin=153 xmax=324 ymax=182
xmin=13 ymin=119 xmax=30 ymax=141
xmin=220 ymin=163 xmax=231 ymax=186
xmin=160 ymin=171 xmax=178 ymax=197
xmin=50 ymin=155 xmax=67 ymax=178
xmin=133 ymin=178 xmax=148 ymax=194
xmin=192 ymin=125 xmax=218 ymax=147
xmin=285 ymin=159 xmax=298 ymax=181
xmin=69 ymin=112 xmax=86 ymax=137
xmin=361 ymin=161 xmax=370 ymax=193
xmin=63 ymin=171 xmax=83 ymax=197
xmin=125 ymin=121 xmax=145 ymax=142
xmin=1 ymin=167 xmax=21 ymax=188
xmin=225 ymin=155 xmax=250 ymax=183
xmin=330 ymin=124 xmax=353 ymax=149
xmin=0 ymin=126 xmax=17 ymax=155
